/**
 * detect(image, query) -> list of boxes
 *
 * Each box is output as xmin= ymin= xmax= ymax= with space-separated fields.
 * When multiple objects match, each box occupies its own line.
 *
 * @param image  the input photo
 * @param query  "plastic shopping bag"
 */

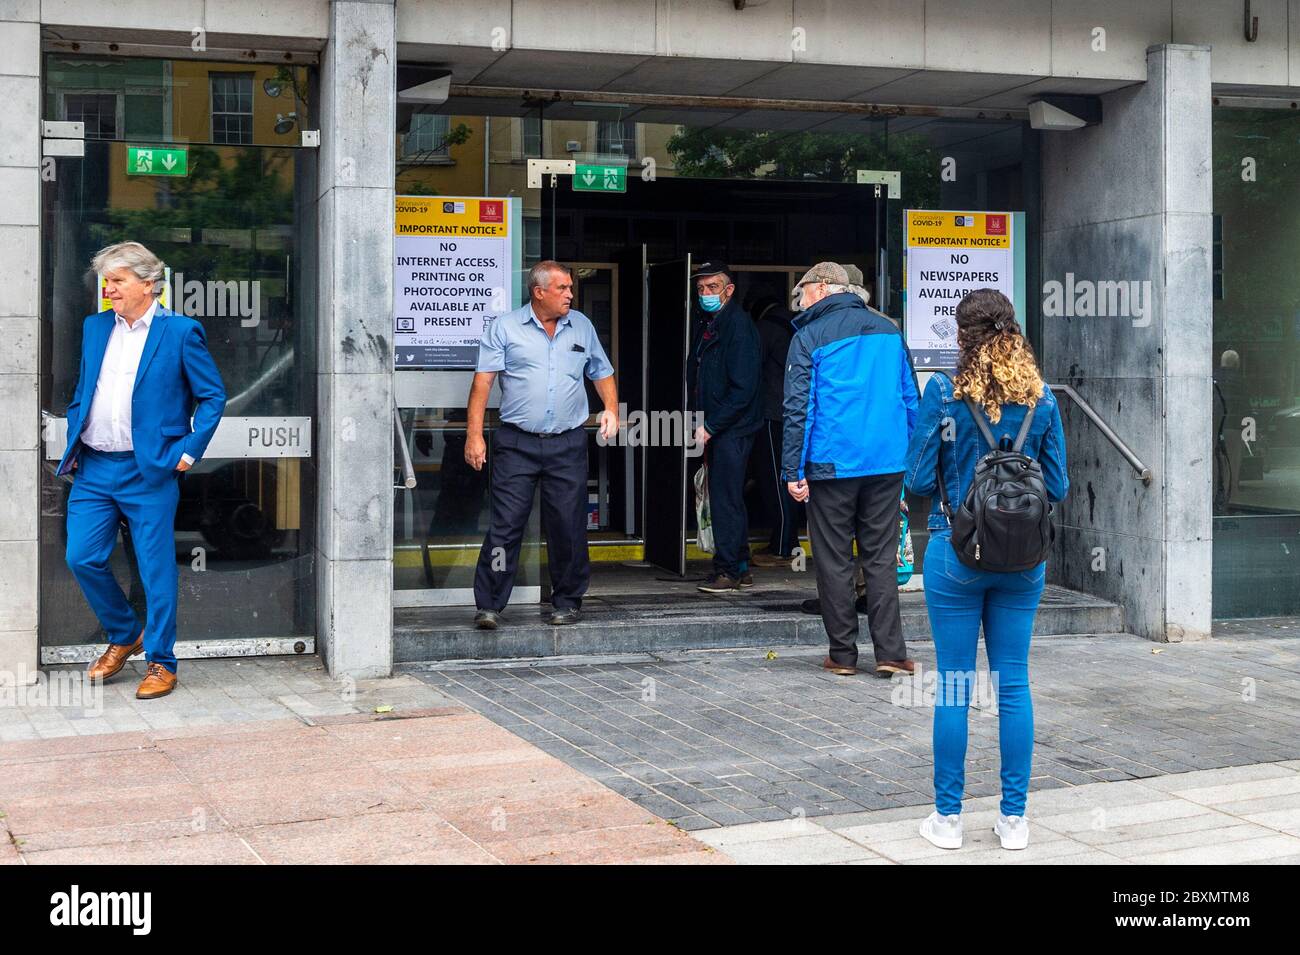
xmin=897 ymin=492 xmax=914 ymax=586
xmin=694 ymin=463 xmax=714 ymax=554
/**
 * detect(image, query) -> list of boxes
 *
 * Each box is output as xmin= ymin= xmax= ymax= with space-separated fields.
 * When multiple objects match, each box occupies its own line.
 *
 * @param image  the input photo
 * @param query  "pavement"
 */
xmin=411 ymin=628 xmax=1300 ymax=827
xmin=409 ymin=624 xmax=1300 ymax=863
xmin=691 ymin=761 xmax=1300 ymax=864
xmin=0 ymin=658 xmax=723 ymax=865
xmin=3 ymin=622 xmax=1300 ymax=864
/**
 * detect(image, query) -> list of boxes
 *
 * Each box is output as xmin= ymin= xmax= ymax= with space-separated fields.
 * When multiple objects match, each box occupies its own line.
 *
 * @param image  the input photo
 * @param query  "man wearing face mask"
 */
xmin=686 ymin=259 xmax=762 ymax=593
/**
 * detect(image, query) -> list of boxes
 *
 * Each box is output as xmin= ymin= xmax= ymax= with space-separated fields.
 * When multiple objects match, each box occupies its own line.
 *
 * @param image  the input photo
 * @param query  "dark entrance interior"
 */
xmin=543 ymin=175 xmax=886 ymax=577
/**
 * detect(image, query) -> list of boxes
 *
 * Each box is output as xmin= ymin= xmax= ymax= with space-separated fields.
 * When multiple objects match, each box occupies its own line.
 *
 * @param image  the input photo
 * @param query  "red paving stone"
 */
xmin=240 ymin=811 xmax=497 ymax=865
xmin=0 ymin=707 xmax=728 ymax=865
xmin=23 ymin=832 xmax=262 ymax=866
xmin=0 ymin=782 xmax=226 ymax=852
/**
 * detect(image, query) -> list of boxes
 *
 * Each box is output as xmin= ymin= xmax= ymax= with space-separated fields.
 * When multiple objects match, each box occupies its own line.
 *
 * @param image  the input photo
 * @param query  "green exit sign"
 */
xmin=573 ymin=163 xmax=626 ymax=193
xmin=127 ymin=145 xmax=188 ymax=177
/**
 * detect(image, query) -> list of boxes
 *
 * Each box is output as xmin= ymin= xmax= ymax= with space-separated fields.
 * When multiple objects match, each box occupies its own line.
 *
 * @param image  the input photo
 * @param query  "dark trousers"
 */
xmin=806 ymin=471 xmax=907 ymax=667
xmin=707 ymin=428 xmax=755 ymax=576
xmin=473 ymin=424 xmax=589 ymax=612
xmin=755 ymin=418 xmax=802 ymax=556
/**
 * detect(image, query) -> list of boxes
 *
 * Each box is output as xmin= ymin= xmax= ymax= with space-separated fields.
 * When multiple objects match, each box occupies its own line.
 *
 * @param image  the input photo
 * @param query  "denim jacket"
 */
xmin=904 ymin=371 xmax=1069 ymax=532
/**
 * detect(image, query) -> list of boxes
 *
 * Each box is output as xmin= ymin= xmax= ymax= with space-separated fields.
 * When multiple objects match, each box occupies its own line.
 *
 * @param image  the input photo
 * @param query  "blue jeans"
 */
xmin=922 ymin=532 xmax=1045 ymax=817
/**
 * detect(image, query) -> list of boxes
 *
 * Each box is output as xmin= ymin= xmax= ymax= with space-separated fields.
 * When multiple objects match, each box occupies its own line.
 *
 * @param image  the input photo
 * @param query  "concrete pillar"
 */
xmin=315 ymin=0 xmax=396 ymax=677
xmin=1042 ymin=44 xmax=1213 ymax=642
xmin=0 ymin=1 xmax=41 ymax=684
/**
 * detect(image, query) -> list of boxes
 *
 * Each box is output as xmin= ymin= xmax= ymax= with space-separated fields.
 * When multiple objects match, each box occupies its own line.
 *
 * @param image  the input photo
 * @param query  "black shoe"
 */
xmin=738 ymin=571 xmax=754 ymax=588
xmin=474 ymin=609 xmax=501 ymax=630
xmin=548 ymin=608 xmax=582 ymax=625
xmin=698 ymin=574 xmax=741 ymax=593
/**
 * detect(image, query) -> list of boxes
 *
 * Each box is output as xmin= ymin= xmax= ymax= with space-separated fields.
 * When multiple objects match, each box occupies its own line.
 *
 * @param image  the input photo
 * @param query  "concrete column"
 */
xmin=0 ymin=1 xmax=41 ymax=684
xmin=315 ymin=0 xmax=396 ymax=677
xmin=1042 ymin=44 xmax=1213 ymax=642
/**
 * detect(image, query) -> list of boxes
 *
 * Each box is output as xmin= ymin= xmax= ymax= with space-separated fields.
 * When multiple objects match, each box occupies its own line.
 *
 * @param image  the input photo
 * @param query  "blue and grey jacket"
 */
xmin=781 ymin=291 xmax=920 ymax=481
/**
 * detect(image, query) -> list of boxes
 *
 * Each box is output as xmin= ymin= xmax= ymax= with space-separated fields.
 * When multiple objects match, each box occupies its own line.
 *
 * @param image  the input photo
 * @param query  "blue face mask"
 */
xmin=699 ymin=294 xmax=723 ymax=313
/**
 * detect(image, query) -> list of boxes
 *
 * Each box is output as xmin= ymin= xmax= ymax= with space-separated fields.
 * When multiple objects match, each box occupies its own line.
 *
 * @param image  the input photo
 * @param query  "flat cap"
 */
xmin=794 ymin=261 xmax=850 ymax=288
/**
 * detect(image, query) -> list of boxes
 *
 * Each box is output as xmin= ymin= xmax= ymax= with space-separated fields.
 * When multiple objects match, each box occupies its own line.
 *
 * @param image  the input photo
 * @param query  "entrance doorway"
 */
xmin=389 ymin=85 xmax=1035 ymax=614
xmin=38 ymin=54 xmax=318 ymax=662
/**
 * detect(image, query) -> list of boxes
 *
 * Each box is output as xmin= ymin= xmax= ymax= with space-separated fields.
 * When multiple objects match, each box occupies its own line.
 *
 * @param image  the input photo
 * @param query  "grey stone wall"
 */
xmin=1042 ymin=44 xmax=1213 ymax=642
xmin=315 ymin=0 xmax=396 ymax=677
xmin=0 ymin=1 xmax=40 ymax=684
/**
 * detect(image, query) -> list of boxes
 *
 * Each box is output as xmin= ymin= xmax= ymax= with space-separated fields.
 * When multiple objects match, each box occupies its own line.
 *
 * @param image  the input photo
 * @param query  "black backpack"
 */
xmin=934 ymin=375 xmax=1055 ymax=573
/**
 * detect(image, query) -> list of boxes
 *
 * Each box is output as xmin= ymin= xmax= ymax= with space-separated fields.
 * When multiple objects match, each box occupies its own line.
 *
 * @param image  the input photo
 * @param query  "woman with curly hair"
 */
xmin=904 ymin=288 xmax=1069 ymax=851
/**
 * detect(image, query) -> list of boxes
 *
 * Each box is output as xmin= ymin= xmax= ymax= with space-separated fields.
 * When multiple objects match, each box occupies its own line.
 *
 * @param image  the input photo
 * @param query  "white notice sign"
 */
xmin=904 ymin=210 xmax=1016 ymax=369
xmin=393 ymin=196 xmax=514 ymax=368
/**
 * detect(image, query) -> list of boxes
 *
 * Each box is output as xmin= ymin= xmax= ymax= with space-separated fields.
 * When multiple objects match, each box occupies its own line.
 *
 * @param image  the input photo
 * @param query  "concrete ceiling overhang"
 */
xmin=43 ymin=25 xmax=324 ymax=62
xmin=398 ymin=43 xmax=1140 ymax=138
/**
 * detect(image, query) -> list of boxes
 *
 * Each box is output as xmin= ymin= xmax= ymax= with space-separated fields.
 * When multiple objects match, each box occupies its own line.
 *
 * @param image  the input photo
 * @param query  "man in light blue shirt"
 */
xmin=465 ymin=261 xmax=618 ymax=628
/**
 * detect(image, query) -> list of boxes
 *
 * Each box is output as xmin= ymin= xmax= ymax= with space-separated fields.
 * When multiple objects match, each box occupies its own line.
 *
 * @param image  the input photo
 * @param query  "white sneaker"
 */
xmin=918 ymin=811 xmax=963 ymax=849
xmin=994 ymin=813 xmax=1029 ymax=850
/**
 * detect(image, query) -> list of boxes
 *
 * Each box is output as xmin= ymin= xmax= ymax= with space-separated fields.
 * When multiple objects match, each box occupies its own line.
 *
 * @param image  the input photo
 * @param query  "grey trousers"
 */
xmin=806 ymin=471 xmax=907 ymax=667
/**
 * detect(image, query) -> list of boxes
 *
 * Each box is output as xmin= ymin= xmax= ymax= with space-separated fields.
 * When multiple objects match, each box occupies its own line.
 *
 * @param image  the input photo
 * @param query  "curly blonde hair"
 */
xmin=950 ymin=289 xmax=1044 ymax=424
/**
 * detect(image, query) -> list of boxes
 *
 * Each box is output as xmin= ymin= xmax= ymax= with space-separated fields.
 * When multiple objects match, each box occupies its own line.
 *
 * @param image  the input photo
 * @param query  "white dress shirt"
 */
xmin=82 ymin=300 xmax=193 ymax=465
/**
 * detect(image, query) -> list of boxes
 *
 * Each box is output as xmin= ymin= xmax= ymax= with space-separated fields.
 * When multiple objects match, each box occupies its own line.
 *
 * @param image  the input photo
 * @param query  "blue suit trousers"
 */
xmin=66 ymin=448 xmax=181 ymax=673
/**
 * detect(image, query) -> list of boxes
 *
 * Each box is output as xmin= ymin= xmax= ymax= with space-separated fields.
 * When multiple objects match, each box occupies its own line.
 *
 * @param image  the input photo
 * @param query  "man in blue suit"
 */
xmin=57 ymin=242 xmax=226 ymax=699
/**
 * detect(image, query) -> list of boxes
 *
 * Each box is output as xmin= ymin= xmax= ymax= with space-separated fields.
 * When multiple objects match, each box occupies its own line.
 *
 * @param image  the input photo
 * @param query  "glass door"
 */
xmin=38 ymin=55 xmax=318 ymax=660
xmin=643 ymin=256 xmax=692 ymax=575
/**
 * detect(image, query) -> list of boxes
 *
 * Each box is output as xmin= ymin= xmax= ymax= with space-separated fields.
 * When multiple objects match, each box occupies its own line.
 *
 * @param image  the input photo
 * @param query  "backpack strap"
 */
xmin=931 ymin=372 xmax=955 ymax=523
xmin=960 ymin=397 xmax=999 ymax=451
xmin=1012 ymin=403 xmax=1038 ymax=453
xmin=943 ymin=371 xmax=1039 ymax=453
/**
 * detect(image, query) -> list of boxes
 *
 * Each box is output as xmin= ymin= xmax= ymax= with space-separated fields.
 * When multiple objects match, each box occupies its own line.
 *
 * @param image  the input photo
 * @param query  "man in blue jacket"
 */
xmin=57 ymin=242 xmax=227 ymax=699
xmin=687 ymin=259 xmax=762 ymax=592
xmin=783 ymin=262 xmax=919 ymax=676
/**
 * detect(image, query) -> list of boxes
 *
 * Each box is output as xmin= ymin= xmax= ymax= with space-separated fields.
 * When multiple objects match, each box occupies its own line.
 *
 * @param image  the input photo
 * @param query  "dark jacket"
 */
xmin=754 ymin=301 xmax=794 ymax=422
xmin=689 ymin=297 xmax=763 ymax=438
xmin=782 ymin=292 xmax=919 ymax=481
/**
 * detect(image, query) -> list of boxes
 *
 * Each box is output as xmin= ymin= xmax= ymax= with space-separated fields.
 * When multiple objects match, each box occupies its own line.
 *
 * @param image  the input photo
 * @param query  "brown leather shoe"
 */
xmin=875 ymin=659 xmax=916 ymax=677
xmin=822 ymin=656 xmax=857 ymax=676
xmin=136 ymin=662 xmax=177 ymax=699
xmin=749 ymin=550 xmax=791 ymax=569
xmin=86 ymin=634 xmax=144 ymax=682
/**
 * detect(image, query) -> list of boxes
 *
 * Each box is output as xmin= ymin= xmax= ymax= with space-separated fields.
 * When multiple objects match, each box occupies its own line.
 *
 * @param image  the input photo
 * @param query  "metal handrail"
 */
xmin=392 ymin=400 xmax=417 ymax=490
xmin=1050 ymin=383 xmax=1153 ymax=485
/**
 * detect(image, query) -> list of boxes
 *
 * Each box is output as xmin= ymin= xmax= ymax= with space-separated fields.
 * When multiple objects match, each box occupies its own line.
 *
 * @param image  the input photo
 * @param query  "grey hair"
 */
xmin=1220 ymin=349 xmax=1240 ymax=369
xmin=527 ymin=260 xmax=571 ymax=296
xmin=91 ymin=241 xmax=165 ymax=296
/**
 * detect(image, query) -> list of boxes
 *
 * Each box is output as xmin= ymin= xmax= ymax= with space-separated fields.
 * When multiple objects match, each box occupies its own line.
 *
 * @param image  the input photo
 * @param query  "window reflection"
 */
xmin=1212 ymin=107 xmax=1300 ymax=617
